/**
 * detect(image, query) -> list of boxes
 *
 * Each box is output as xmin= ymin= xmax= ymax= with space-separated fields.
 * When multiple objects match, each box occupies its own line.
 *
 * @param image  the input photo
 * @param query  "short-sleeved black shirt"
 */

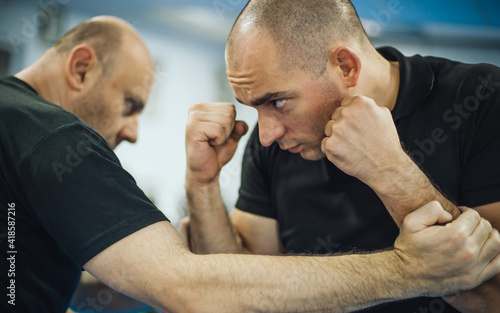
xmin=0 ymin=77 xmax=168 ymax=313
xmin=236 ymin=47 xmax=500 ymax=312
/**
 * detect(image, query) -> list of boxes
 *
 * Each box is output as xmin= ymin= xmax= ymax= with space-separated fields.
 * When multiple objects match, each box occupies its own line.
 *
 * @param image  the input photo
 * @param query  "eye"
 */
xmin=123 ymin=97 xmax=144 ymax=116
xmin=272 ymin=99 xmax=287 ymax=109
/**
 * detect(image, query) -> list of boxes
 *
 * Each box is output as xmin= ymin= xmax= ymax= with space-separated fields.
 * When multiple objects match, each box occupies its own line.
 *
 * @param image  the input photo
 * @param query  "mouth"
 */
xmin=283 ymin=144 xmax=301 ymax=153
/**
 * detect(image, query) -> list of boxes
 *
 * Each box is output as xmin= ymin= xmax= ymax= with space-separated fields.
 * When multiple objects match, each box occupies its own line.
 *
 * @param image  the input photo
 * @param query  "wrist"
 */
xmin=185 ymin=173 xmax=222 ymax=212
xmin=186 ymin=170 xmax=220 ymax=188
xmin=385 ymin=249 xmax=426 ymax=298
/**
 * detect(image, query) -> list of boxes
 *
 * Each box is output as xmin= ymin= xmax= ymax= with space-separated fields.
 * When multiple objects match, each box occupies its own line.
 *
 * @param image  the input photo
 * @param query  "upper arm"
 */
xmin=230 ymin=208 xmax=282 ymax=255
xmin=83 ymin=221 xmax=193 ymax=313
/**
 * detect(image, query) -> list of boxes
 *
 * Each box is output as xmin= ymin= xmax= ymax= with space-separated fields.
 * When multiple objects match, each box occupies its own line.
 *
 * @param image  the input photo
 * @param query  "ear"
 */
xmin=328 ymin=46 xmax=362 ymax=88
xmin=65 ymin=45 xmax=99 ymax=91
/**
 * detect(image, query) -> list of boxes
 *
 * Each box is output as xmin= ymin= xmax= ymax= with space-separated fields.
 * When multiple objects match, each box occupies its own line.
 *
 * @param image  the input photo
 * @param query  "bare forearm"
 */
xmin=186 ymin=174 xmax=240 ymax=254
xmin=87 ymin=217 xmax=500 ymax=313
xmin=163 ymin=250 xmax=421 ymax=313
xmin=369 ymin=153 xmax=461 ymax=226
xmin=367 ymin=154 xmax=500 ymax=311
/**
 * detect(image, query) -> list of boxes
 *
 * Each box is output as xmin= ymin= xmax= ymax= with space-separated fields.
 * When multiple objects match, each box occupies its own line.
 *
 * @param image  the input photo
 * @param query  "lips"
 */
xmin=286 ymin=145 xmax=301 ymax=153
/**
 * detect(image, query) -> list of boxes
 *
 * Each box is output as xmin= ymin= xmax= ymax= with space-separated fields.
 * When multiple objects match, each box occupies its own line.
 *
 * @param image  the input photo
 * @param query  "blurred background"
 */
xmin=1 ymin=0 xmax=499 ymax=227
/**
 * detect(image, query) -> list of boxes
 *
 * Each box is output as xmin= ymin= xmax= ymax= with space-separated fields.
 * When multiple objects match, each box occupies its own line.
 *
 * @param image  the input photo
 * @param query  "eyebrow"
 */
xmin=236 ymin=91 xmax=295 ymax=107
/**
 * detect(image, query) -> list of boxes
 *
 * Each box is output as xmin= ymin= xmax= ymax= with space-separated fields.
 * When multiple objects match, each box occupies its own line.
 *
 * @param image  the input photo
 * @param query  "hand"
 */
xmin=185 ymin=103 xmax=248 ymax=184
xmin=395 ymin=201 xmax=500 ymax=296
xmin=321 ymin=95 xmax=406 ymax=185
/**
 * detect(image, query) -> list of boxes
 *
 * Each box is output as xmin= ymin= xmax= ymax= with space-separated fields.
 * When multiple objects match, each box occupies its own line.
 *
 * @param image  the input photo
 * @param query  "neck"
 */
xmin=15 ymin=50 xmax=67 ymax=108
xmin=355 ymin=51 xmax=400 ymax=111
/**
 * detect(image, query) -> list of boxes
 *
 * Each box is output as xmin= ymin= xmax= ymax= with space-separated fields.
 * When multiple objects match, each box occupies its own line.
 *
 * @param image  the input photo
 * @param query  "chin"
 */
xmin=299 ymin=148 xmax=326 ymax=161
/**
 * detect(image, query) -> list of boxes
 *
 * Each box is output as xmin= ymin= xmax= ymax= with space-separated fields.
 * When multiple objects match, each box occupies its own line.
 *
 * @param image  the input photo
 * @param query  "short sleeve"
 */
xmin=15 ymin=124 xmax=168 ymax=267
xmin=459 ymin=67 xmax=500 ymax=207
xmin=235 ymin=125 xmax=277 ymax=219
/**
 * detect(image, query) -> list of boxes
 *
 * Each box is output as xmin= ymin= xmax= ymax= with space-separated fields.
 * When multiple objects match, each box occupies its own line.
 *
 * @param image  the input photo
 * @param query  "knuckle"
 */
xmin=214 ymin=123 xmax=225 ymax=135
xmin=460 ymin=246 xmax=478 ymax=263
xmin=331 ymin=123 xmax=344 ymax=136
xmin=468 ymin=209 xmax=481 ymax=221
xmin=482 ymin=218 xmax=492 ymax=232
xmin=339 ymin=107 xmax=351 ymax=119
xmin=401 ymin=215 xmax=414 ymax=231
xmin=351 ymin=95 xmax=364 ymax=103
xmin=187 ymin=109 xmax=203 ymax=121
xmin=494 ymin=229 xmax=500 ymax=244
xmin=452 ymin=225 xmax=468 ymax=243
xmin=190 ymin=103 xmax=205 ymax=112
xmin=223 ymin=113 xmax=235 ymax=126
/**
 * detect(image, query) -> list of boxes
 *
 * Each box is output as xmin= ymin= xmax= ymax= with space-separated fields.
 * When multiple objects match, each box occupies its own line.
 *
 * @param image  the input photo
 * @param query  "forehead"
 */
xmin=108 ymin=40 xmax=154 ymax=99
xmin=226 ymin=31 xmax=285 ymax=98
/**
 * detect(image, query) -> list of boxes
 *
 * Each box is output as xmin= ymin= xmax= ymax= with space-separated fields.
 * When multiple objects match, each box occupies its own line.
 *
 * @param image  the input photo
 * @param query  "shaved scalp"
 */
xmin=54 ymin=19 xmax=123 ymax=74
xmin=228 ymin=0 xmax=370 ymax=77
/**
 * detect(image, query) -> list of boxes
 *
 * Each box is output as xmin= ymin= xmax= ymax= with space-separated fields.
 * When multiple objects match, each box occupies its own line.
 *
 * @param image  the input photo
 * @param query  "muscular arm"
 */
xmin=339 ymin=155 xmax=500 ymax=312
xmin=322 ymin=96 xmax=462 ymax=225
xmin=84 ymin=204 xmax=500 ymax=313
xmin=322 ymin=96 xmax=500 ymax=312
xmin=184 ymin=103 xmax=249 ymax=254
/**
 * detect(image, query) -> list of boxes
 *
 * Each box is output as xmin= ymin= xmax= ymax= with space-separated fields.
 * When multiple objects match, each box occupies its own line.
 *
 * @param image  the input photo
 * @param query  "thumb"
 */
xmin=231 ymin=121 xmax=249 ymax=142
xmin=178 ymin=216 xmax=191 ymax=248
xmin=402 ymin=201 xmax=453 ymax=233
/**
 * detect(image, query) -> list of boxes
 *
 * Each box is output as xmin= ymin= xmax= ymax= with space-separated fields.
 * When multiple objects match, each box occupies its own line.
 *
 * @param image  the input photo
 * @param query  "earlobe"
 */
xmin=66 ymin=45 xmax=97 ymax=91
xmin=329 ymin=46 xmax=361 ymax=88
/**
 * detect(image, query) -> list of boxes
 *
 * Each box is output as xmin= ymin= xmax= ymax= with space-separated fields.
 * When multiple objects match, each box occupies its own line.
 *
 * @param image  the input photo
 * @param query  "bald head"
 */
xmin=227 ymin=0 xmax=371 ymax=77
xmin=53 ymin=16 xmax=140 ymax=75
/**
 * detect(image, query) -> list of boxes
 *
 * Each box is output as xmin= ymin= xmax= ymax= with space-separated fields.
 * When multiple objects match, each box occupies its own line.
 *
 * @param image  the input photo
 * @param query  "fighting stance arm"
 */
xmin=184 ymin=102 xmax=248 ymax=254
xmin=321 ymin=95 xmax=461 ymax=225
xmin=321 ymin=96 xmax=500 ymax=312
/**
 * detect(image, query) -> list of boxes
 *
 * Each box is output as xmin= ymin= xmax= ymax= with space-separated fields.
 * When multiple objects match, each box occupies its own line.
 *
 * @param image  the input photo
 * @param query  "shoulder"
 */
xmin=0 ymin=77 xmax=105 ymax=165
xmin=425 ymin=56 xmax=500 ymax=98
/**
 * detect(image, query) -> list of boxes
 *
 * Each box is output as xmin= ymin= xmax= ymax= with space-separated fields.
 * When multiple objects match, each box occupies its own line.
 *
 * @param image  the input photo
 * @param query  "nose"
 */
xmin=257 ymin=109 xmax=286 ymax=147
xmin=117 ymin=115 xmax=138 ymax=145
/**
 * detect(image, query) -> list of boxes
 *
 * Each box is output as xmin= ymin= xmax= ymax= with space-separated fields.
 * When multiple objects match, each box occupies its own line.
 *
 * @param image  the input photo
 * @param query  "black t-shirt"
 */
xmin=236 ymin=47 xmax=500 ymax=312
xmin=0 ymin=77 xmax=168 ymax=313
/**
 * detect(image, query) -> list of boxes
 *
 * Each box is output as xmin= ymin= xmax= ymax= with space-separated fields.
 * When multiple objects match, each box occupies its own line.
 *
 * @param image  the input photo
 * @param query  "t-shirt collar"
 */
xmin=377 ymin=46 xmax=435 ymax=122
xmin=7 ymin=76 xmax=39 ymax=95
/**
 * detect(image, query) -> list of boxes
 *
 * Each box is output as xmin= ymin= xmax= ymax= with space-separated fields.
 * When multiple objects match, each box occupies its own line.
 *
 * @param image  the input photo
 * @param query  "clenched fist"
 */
xmin=395 ymin=201 xmax=500 ymax=296
xmin=185 ymin=103 xmax=248 ymax=184
xmin=321 ymin=95 xmax=406 ymax=186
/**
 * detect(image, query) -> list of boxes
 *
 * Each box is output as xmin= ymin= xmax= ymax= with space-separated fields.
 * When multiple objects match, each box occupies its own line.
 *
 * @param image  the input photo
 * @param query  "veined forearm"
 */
xmin=186 ymin=175 xmax=240 ymax=254
xmin=370 ymin=153 xmax=461 ymax=226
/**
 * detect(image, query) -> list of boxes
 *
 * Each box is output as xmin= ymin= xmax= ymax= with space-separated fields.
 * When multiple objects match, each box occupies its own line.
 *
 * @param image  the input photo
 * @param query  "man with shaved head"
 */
xmin=1 ymin=13 xmax=500 ymax=313
xmin=185 ymin=0 xmax=500 ymax=312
